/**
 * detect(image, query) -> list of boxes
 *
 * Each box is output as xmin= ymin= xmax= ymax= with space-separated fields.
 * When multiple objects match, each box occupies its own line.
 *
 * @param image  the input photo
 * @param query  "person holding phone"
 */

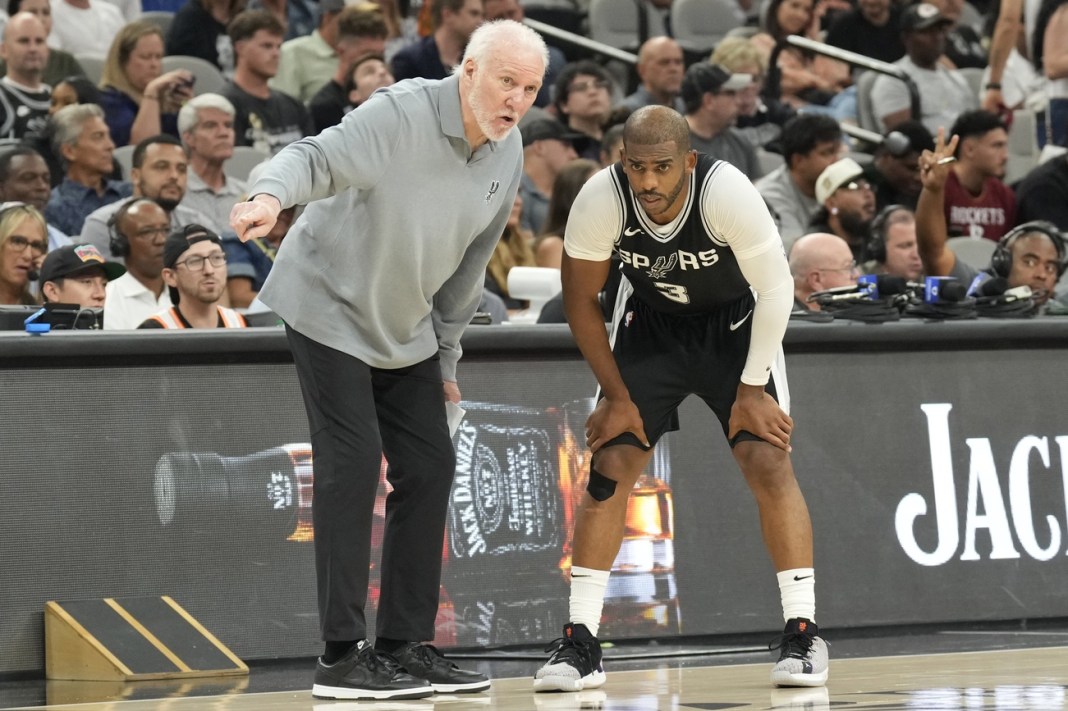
xmin=100 ymin=20 xmax=196 ymax=147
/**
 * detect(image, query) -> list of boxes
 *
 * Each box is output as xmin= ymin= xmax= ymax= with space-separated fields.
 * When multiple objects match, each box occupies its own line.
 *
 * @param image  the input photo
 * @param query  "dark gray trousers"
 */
xmin=286 ymin=325 xmax=456 ymax=643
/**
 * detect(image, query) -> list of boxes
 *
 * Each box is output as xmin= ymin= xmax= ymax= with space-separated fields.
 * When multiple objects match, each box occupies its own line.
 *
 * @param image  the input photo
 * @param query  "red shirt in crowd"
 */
xmin=942 ymin=170 xmax=1017 ymax=241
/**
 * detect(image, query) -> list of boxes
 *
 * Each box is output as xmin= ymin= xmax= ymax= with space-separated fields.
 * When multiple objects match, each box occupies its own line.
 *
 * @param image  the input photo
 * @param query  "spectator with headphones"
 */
xmin=863 ymin=121 xmax=934 ymax=211
xmin=861 ymin=204 xmax=924 ymax=281
xmin=916 ymin=131 xmax=1067 ymax=308
xmin=101 ymin=196 xmax=172 ymax=329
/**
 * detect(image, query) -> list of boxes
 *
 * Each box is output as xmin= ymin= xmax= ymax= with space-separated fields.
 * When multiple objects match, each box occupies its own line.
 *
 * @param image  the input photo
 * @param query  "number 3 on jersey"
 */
xmin=653 ymin=281 xmax=690 ymax=304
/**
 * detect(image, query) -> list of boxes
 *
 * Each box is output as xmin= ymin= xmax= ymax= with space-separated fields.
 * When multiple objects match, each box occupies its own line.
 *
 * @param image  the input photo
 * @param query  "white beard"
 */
xmin=469 ymin=88 xmax=513 ymax=143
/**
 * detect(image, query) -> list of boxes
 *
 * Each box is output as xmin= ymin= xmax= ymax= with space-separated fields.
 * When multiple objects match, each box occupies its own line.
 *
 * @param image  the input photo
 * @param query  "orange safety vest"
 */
xmin=147 ymin=306 xmax=248 ymax=329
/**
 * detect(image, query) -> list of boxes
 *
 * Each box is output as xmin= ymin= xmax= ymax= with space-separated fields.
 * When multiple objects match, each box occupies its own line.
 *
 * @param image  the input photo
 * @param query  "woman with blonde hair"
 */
xmin=0 ymin=203 xmax=48 ymax=306
xmin=485 ymin=193 xmax=537 ymax=311
xmin=100 ymin=20 xmax=195 ymax=147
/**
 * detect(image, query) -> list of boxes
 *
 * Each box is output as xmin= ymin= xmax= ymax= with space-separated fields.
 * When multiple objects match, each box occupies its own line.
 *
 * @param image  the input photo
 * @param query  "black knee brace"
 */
xmin=586 ymin=467 xmax=618 ymax=502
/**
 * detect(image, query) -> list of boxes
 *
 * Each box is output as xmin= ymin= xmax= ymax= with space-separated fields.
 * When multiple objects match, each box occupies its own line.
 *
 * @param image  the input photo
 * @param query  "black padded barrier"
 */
xmin=3 ymin=320 xmax=1068 ymax=673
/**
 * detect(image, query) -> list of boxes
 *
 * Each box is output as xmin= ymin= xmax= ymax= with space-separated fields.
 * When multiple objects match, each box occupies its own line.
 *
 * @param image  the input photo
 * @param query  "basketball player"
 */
xmin=533 ymin=105 xmax=828 ymax=691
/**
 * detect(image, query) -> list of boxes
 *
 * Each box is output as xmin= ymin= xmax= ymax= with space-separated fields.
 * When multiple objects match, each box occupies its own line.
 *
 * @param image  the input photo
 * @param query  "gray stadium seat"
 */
xmin=74 ymin=53 xmax=106 ymax=85
xmin=959 ymin=67 xmax=984 ymax=102
xmin=161 ymin=55 xmax=227 ymax=95
xmin=141 ymin=10 xmax=176 ymax=35
xmin=113 ymin=144 xmax=135 ymax=180
xmin=1005 ymin=109 xmax=1039 ymax=184
xmin=671 ymin=0 xmax=745 ymax=55
xmin=855 ymin=71 xmax=885 ymax=133
xmin=228 ymin=146 xmax=271 ymax=183
xmin=756 ymin=148 xmax=784 ymax=175
xmin=587 ymin=0 xmax=667 ymax=50
xmin=947 ymin=236 xmax=996 ymax=271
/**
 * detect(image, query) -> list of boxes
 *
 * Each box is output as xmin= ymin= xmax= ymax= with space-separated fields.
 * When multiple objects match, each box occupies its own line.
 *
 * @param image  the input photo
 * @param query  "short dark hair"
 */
xmin=131 ymin=134 xmax=186 ymax=169
xmin=553 ymin=60 xmax=613 ymax=116
xmin=623 ymin=105 xmax=691 ymax=154
xmin=781 ymin=114 xmax=841 ymax=165
xmin=0 ymin=146 xmax=44 ymax=183
xmin=950 ymin=110 xmax=1006 ymax=156
xmin=54 ymin=75 xmax=103 ymax=106
xmin=337 ymin=5 xmax=389 ymax=41
xmin=228 ymin=10 xmax=286 ymax=45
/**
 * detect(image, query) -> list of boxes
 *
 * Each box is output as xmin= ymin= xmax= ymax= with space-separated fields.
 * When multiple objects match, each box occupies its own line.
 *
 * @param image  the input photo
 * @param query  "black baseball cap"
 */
xmin=521 ymin=118 xmax=586 ymax=148
xmin=900 ymin=3 xmax=952 ymax=32
xmin=681 ymin=62 xmax=753 ymax=106
xmin=163 ymin=224 xmax=224 ymax=269
xmin=39 ymin=243 xmax=125 ymax=283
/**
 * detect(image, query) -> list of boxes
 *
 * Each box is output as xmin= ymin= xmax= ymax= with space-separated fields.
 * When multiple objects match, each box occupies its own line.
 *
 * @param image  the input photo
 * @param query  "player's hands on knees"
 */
xmin=728 ymin=383 xmax=793 ymax=453
xmin=585 ymin=397 xmax=649 ymax=453
xmin=230 ymin=194 xmax=282 ymax=242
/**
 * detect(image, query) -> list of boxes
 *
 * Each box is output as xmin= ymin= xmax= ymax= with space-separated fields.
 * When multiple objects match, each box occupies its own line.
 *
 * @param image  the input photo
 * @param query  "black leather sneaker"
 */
xmin=312 ymin=640 xmax=433 ymax=700
xmin=392 ymin=642 xmax=491 ymax=693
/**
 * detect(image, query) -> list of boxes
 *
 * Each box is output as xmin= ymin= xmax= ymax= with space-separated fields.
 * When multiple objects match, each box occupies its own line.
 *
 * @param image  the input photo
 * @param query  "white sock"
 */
xmin=776 ymin=568 xmax=815 ymax=623
xmin=569 ymin=566 xmax=610 ymax=637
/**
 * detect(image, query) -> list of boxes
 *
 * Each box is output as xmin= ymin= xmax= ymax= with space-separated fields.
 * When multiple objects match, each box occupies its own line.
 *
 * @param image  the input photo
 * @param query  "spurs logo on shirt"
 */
xmin=609 ymin=155 xmax=750 ymax=313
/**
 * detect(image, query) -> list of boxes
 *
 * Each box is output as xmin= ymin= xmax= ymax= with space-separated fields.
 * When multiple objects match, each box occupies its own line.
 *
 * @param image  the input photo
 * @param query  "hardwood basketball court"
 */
xmin=5 ymin=625 xmax=1067 ymax=710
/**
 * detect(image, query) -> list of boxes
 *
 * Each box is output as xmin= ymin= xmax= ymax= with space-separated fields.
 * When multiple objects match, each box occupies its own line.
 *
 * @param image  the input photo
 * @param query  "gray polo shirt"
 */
xmin=252 ymin=75 xmax=523 ymax=380
xmin=184 ymin=170 xmax=248 ymax=235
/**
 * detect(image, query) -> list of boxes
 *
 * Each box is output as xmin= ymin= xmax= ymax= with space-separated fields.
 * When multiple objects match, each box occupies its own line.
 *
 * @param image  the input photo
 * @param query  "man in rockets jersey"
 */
xmin=533 ymin=106 xmax=828 ymax=691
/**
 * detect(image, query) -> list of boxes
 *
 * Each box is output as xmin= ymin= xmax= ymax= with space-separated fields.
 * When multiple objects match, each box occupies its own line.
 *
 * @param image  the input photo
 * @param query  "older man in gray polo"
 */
xmin=230 ymin=19 xmax=548 ymax=702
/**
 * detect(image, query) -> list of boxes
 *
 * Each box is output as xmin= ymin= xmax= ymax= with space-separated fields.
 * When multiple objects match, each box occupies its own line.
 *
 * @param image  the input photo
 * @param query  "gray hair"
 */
xmin=51 ymin=103 xmax=106 ymax=156
xmin=458 ymin=20 xmax=548 ymax=76
xmin=177 ymin=93 xmax=237 ymax=137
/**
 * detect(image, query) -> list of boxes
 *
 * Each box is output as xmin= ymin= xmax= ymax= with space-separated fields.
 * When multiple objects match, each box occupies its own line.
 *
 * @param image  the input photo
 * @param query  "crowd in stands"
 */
xmin=0 ymin=0 xmax=1066 ymax=328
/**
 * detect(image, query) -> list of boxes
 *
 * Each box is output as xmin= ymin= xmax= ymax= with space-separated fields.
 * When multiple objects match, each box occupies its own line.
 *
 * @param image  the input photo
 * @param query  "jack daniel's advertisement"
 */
xmin=152 ymin=401 xmax=679 ymax=646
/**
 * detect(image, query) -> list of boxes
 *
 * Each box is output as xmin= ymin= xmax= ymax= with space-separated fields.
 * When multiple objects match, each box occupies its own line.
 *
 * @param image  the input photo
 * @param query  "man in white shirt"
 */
xmin=49 ymin=0 xmax=124 ymax=56
xmin=102 ymin=197 xmax=172 ymax=329
xmin=869 ymin=3 xmax=978 ymax=135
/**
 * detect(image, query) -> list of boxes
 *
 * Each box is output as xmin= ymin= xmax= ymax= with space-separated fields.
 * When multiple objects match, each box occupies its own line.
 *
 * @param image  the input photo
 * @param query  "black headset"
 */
xmin=108 ymin=197 xmax=156 ymax=258
xmin=866 ymin=204 xmax=910 ymax=264
xmin=880 ymin=131 xmax=911 ymax=158
xmin=989 ymin=220 xmax=1068 ymax=279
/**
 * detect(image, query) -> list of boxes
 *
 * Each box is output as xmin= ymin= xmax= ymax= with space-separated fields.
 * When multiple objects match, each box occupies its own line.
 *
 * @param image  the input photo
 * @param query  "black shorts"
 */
xmin=603 ymin=287 xmax=789 ymax=450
